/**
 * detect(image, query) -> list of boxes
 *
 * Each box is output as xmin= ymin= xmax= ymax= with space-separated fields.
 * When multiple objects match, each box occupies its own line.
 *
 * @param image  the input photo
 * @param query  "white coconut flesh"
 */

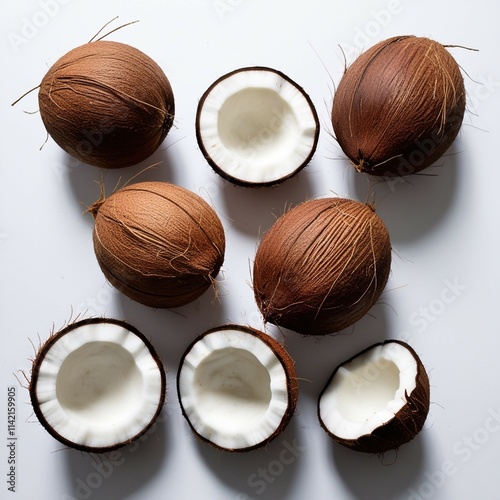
xmin=196 ymin=67 xmax=319 ymax=185
xmin=178 ymin=328 xmax=290 ymax=450
xmin=33 ymin=320 xmax=164 ymax=450
xmin=319 ymin=342 xmax=418 ymax=440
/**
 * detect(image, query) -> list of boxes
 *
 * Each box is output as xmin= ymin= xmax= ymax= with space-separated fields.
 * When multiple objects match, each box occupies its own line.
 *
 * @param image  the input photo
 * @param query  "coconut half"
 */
xmin=177 ymin=325 xmax=298 ymax=451
xmin=196 ymin=66 xmax=320 ymax=187
xmin=30 ymin=318 xmax=166 ymax=452
xmin=318 ymin=340 xmax=430 ymax=453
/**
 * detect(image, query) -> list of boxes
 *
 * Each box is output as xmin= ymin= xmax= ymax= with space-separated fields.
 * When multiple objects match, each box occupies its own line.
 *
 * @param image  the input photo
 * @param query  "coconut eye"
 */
xmin=196 ymin=66 xmax=320 ymax=187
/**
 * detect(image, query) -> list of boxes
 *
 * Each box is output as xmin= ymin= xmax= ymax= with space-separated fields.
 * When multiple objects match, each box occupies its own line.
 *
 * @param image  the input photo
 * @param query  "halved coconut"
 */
xmin=196 ymin=66 xmax=320 ymax=187
xmin=318 ymin=340 xmax=430 ymax=453
xmin=30 ymin=318 xmax=166 ymax=453
xmin=177 ymin=325 xmax=298 ymax=451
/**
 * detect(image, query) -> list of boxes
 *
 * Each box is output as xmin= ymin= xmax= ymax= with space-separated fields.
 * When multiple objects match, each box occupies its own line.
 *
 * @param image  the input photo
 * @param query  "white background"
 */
xmin=1 ymin=1 xmax=499 ymax=499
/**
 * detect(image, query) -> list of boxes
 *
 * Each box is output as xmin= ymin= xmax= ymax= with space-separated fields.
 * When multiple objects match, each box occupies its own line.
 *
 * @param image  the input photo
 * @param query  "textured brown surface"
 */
xmin=39 ymin=40 xmax=175 ymax=168
xmin=332 ymin=36 xmax=465 ymax=176
xmin=92 ymin=181 xmax=225 ymax=308
xmin=253 ymin=198 xmax=391 ymax=335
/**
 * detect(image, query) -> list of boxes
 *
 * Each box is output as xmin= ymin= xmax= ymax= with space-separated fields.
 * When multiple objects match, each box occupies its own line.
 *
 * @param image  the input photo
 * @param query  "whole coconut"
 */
xmin=332 ymin=36 xmax=465 ymax=176
xmin=39 ymin=41 xmax=175 ymax=168
xmin=90 ymin=181 xmax=225 ymax=308
xmin=253 ymin=198 xmax=391 ymax=335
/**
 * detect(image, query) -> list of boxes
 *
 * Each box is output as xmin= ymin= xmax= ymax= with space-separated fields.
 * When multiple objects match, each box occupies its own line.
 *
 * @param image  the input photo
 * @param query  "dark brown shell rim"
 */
xmin=195 ymin=66 xmax=320 ymax=188
xmin=29 ymin=317 xmax=167 ymax=453
xmin=176 ymin=324 xmax=298 ymax=452
xmin=317 ymin=339 xmax=430 ymax=454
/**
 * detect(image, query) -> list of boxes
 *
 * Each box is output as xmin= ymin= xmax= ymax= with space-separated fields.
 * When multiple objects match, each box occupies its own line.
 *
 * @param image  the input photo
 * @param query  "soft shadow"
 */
xmin=196 ymin=416 xmax=302 ymax=500
xmin=331 ymin=432 xmax=428 ymax=500
xmin=281 ymin=300 xmax=394 ymax=400
xmin=348 ymin=141 xmax=463 ymax=243
xmin=62 ymin=410 xmax=169 ymax=500
xmin=220 ymin=163 xmax=318 ymax=238
xmin=62 ymin=134 xmax=182 ymax=228
xmin=114 ymin=285 xmax=231 ymax=371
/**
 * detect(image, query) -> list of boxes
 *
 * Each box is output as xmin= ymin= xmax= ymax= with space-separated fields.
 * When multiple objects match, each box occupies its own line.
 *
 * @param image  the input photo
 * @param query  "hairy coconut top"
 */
xmin=253 ymin=198 xmax=391 ymax=335
xmin=91 ymin=181 xmax=225 ymax=308
xmin=39 ymin=40 xmax=175 ymax=168
xmin=332 ymin=35 xmax=465 ymax=176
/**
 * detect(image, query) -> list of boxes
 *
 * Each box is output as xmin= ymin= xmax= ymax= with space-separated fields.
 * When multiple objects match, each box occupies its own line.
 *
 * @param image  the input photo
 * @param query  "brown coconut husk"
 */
xmin=332 ymin=36 xmax=466 ymax=176
xmin=91 ymin=181 xmax=225 ymax=308
xmin=253 ymin=198 xmax=391 ymax=335
xmin=38 ymin=40 xmax=175 ymax=168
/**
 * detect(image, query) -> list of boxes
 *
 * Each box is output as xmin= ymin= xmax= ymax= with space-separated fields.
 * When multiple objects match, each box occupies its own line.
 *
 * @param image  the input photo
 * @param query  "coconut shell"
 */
xmin=91 ymin=181 xmax=225 ymax=308
xmin=195 ymin=66 xmax=320 ymax=187
xmin=29 ymin=317 xmax=166 ymax=453
xmin=253 ymin=198 xmax=391 ymax=335
xmin=332 ymin=35 xmax=465 ymax=176
xmin=318 ymin=340 xmax=430 ymax=453
xmin=39 ymin=40 xmax=175 ymax=168
xmin=177 ymin=324 xmax=298 ymax=452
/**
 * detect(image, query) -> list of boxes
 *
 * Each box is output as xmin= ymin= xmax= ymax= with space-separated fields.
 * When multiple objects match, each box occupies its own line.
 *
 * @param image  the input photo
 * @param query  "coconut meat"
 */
xmin=319 ymin=342 xmax=418 ymax=440
xmin=34 ymin=321 xmax=164 ymax=449
xmin=178 ymin=328 xmax=289 ymax=450
xmin=197 ymin=68 xmax=318 ymax=184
